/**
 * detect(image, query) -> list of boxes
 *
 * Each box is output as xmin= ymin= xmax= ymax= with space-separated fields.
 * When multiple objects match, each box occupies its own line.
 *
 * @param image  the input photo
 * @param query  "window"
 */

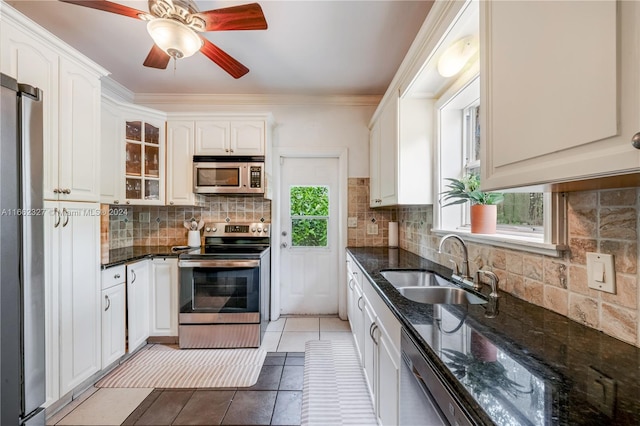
xmin=462 ymin=104 xmax=545 ymax=236
xmin=436 ymin=75 xmax=565 ymax=254
xmin=290 ymin=185 xmax=329 ymax=247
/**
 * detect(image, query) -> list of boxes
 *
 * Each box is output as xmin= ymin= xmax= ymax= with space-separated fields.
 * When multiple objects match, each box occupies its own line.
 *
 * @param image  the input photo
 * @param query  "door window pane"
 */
xmin=292 ymin=219 xmax=328 ymax=247
xmin=290 ymin=186 xmax=329 ymax=247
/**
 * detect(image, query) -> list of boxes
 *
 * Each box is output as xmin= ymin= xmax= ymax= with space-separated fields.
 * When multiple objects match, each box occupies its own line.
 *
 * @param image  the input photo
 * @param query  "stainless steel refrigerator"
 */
xmin=1 ymin=73 xmax=46 ymax=425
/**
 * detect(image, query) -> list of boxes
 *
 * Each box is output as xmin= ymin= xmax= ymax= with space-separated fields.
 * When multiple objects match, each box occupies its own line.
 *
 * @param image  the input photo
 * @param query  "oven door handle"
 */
xmin=178 ymin=259 xmax=260 ymax=268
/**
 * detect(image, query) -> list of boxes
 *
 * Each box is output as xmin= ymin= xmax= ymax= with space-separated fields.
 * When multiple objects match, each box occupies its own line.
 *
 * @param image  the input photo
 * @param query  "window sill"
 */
xmin=431 ymin=228 xmax=567 ymax=257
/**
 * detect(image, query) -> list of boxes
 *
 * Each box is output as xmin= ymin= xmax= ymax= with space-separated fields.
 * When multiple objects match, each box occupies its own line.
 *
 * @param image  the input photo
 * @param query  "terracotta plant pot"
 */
xmin=470 ymin=204 xmax=497 ymax=234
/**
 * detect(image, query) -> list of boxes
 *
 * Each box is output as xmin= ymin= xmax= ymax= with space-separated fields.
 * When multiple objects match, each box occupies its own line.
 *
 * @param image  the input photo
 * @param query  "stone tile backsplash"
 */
xmin=347 ymin=178 xmax=396 ymax=247
xmin=349 ymin=181 xmax=640 ymax=347
xmin=107 ymin=195 xmax=271 ymax=248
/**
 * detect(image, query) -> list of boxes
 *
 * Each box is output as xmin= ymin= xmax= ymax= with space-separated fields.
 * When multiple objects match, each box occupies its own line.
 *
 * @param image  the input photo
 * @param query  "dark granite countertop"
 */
xmin=347 ymin=247 xmax=640 ymax=426
xmin=102 ymin=245 xmax=195 ymax=268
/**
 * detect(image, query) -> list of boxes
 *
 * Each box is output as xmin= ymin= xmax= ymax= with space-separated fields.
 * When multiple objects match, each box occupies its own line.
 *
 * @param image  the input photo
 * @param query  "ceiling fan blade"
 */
xmin=197 ymin=3 xmax=268 ymax=32
xmin=59 ymin=0 xmax=147 ymax=19
xmin=143 ymin=45 xmax=171 ymax=69
xmin=199 ymin=38 xmax=249 ymax=79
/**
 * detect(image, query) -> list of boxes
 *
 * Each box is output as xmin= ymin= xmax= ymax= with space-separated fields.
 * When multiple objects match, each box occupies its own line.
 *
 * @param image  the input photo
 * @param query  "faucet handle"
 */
xmin=448 ymin=259 xmax=460 ymax=276
xmin=476 ymin=270 xmax=500 ymax=298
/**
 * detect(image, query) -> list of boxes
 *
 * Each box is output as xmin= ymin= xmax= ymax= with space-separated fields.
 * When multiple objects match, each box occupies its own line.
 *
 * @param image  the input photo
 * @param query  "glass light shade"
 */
xmin=146 ymin=18 xmax=202 ymax=59
xmin=437 ymin=36 xmax=478 ymax=78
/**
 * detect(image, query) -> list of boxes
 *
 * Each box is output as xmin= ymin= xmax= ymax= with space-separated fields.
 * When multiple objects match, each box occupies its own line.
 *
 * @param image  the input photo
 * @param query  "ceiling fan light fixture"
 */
xmin=146 ymin=18 xmax=203 ymax=59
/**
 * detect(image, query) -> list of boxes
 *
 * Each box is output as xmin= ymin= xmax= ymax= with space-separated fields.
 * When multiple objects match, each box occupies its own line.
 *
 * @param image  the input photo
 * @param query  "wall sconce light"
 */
xmin=437 ymin=36 xmax=479 ymax=78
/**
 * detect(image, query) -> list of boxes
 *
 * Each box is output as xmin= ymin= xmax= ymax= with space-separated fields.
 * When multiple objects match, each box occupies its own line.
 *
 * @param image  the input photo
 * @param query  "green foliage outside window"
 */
xmin=290 ymin=186 xmax=329 ymax=247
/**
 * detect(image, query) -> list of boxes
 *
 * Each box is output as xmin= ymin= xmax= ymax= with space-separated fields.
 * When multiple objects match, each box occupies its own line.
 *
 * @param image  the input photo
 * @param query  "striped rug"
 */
xmin=96 ymin=345 xmax=266 ymax=388
xmin=301 ymin=340 xmax=377 ymax=425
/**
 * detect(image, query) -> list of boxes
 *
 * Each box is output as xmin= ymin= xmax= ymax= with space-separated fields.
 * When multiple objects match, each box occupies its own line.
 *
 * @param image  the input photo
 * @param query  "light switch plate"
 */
xmin=586 ymin=252 xmax=616 ymax=293
xmin=348 ymin=217 xmax=358 ymax=228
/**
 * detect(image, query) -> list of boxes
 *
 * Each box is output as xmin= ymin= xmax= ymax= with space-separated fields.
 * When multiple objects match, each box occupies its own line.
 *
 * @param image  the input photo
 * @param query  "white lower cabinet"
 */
xmin=363 ymin=302 xmax=377 ymax=399
xmin=346 ymin=253 xmax=401 ymax=426
xmin=150 ymin=258 xmax=179 ymax=336
xmin=45 ymin=201 xmax=101 ymax=396
xmin=101 ymin=265 xmax=126 ymax=368
xmin=127 ymin=260 xmax=150 ymax=352
xmin=101 ymin=281 xmax=126 ymax=368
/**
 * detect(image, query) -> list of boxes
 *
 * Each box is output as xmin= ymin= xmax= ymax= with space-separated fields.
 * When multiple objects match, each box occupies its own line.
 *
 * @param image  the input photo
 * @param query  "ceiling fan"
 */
xmin=59 ymin=0 xmax=268 ymax=78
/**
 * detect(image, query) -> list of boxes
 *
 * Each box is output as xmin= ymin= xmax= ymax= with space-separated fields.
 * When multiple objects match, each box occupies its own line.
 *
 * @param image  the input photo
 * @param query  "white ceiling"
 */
xmin=7 ymin=0 xmax=434 ymax=96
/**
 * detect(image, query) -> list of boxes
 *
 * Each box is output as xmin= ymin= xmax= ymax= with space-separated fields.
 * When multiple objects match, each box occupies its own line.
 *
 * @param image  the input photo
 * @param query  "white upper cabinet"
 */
xmin=100 ymin=97 xmax=167 ymax=206
xmin=57 ymin=58 xmax=102 ymax=202
xmin=1 ymin=8 xmax=107 ymax=202
xmin=480 ymin=0 xmax=640 ymax=190
xmin=166 ymin=120 xmax=196 ymax=205
xmin=100 ymin=97 xmax=124 ymax=204
xmin=369 ymin=92 xmax=433 ymax=207
xmin=195 ymin=119 xmax=265 ymax=156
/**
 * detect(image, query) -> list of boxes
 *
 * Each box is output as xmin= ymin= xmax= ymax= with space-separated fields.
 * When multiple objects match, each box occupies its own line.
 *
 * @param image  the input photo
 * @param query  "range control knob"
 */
xmin=263 ymin=227 xmax=269 ymax=233
xmin=212 ymin=227 xmax=217 ymax=233
xmin=205 ymin=227 xmax=211 ymax=232
xmin=252 ymin=228 xmax=257 ymax=232
xmin=257 ymin=228 xmax=263 ymax=233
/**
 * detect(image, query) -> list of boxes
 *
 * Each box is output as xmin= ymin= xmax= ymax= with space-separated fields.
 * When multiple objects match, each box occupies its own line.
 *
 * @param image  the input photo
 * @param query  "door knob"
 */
xmin=281 ymin=242 xmax=288 ymax=248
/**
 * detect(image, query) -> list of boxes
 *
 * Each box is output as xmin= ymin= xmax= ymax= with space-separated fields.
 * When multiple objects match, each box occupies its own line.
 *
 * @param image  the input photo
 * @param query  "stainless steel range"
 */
xmin=178 ymin=222 xmax=270 ymax=349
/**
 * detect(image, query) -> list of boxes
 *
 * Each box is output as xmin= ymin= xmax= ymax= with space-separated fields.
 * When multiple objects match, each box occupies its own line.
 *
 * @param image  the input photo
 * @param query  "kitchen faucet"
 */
xmin=437 ymin=234 xmax=473 ymax=287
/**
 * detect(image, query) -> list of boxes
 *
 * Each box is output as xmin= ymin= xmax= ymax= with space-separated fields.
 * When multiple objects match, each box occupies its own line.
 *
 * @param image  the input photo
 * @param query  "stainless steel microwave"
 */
xmin=193 ymin=156 xmax=265 ymax=194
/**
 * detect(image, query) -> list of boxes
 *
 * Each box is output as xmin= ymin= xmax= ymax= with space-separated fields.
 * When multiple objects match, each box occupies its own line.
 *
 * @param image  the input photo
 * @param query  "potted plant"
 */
xmin=441 ymin=174 xmax=504 ymax=234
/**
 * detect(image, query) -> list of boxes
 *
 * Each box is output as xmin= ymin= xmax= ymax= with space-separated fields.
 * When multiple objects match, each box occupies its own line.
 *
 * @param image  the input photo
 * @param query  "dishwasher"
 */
xmin=400 ymin=329 xmax=475 ymax=426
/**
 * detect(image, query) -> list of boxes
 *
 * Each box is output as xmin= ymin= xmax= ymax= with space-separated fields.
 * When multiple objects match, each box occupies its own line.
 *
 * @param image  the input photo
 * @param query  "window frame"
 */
xmin=289 ymin=184 xmax=331 ymax=249
xmin=433 ymin=71 xmax=567 ymax=257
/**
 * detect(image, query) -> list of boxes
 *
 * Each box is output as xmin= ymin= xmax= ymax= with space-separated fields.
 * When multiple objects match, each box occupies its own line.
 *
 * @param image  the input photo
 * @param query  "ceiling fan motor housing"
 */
xmin=149 ymin=0 xmax=205 ymax=31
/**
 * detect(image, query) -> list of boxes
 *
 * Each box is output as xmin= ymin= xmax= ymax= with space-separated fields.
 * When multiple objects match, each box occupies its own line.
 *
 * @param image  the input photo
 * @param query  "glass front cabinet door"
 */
xmin=124 ymin=119 xmax=165 ymax=205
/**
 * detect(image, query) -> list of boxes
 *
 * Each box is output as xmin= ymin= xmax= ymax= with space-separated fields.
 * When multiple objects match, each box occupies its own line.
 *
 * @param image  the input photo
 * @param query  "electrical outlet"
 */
xmin=588 ymin=367 xmax=616 ymax=417
xmin=367 ymin=223 xmax=378 ymax=235
xmin=139 ymin=212 xmax=150 ymax=223
xmin=348 ymin=217 xmax=358 ymax=228
xmin=586 ymin=252 xmax=616 ymax=293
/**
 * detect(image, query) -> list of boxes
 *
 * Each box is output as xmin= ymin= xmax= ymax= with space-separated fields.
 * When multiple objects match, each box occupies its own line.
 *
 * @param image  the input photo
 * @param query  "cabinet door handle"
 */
xmin=369 ymin=322 xmax=376 ymax=339
xmin=62 ymin=208 xmax=70 ymax=227
xmin=53 ymin=188 xmax=60 ymax=194
xmin=230 ymin=149 xmax=234 ymax=153
xmin=113 ymin=200 xmax=119 ymax=204
xmin=63 ymin=188 xmax=71 ymax=194
xmin=348 ymin=277 xmax=354 ymax=290
xmin=114 ymin=273 xmax=121 ymax=279
xmin=131 ymin=270 xmax=137 ymax=283
xmin=357 ymin=296 xmax=364 ymax=311
xmin=371 ymin=324 xmax=379 ymax=345
xmin=169 ymin=201 xmax=174 ymax=205
xmin=53 ymin=208 xmax=61 ymax=228
xmin=104 ymin=295 xmax=111 ymax=311
xmin=225 ymin=149 xmax=230 ymax=153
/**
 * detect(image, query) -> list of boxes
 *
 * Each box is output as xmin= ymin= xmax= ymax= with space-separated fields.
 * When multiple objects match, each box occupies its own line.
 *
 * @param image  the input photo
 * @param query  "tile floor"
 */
xmin=47 ymin=316 xmax=352 ymax=426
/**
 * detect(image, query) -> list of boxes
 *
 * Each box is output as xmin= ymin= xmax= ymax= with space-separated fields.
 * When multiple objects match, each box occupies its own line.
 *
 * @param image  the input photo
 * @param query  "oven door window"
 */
xmin=192 ymin=267 xmax=259 ymax=313
xmin=197 ymin=167 xmax=240 ymax=187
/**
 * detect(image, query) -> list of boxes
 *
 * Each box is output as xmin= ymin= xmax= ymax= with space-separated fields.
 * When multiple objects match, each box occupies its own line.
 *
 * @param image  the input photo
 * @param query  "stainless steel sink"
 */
xmin=397 ymin=286 xmax=486 ymax=305
xmin=380 ymin=270 xmax=449 ymax=288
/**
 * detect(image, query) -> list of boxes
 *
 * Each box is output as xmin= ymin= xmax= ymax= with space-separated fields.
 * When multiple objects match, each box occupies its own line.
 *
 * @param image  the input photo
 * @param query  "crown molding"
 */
xmin=101 ymin=77 xmax=135 ymax=103
xmin=0 ymin=2 xmax=109 ymax=78
xmin=134 ymin=93 xmax=381 ymax=110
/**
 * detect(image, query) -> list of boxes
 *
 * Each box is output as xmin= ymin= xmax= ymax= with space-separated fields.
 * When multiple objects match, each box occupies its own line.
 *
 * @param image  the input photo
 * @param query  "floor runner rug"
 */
xmin=301 ymin=340 xmax=377 ymax=425
xmin=96 ymin=345 xmax=266 ymax=388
